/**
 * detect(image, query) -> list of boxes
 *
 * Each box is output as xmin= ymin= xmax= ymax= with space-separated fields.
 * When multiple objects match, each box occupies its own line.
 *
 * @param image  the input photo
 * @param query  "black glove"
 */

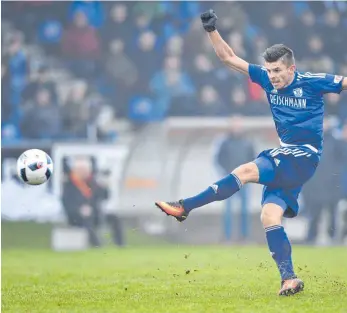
xmin=200 ymin=9 xmax=218 ymax=32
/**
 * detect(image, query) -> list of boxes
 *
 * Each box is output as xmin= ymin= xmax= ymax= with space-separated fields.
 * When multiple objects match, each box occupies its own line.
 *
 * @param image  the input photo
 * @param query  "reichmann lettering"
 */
xmin=269 ymin=95 xmax=307 ymax=109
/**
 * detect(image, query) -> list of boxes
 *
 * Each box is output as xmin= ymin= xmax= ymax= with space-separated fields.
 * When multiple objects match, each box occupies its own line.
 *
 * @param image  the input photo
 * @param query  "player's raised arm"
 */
xmin=201 ymin=10 xmax=249 ymax=75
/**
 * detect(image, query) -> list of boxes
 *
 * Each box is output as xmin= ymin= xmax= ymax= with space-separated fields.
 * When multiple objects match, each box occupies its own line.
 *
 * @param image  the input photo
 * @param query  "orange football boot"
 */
xmin=155 ymin=200 xmax=188 ymax=222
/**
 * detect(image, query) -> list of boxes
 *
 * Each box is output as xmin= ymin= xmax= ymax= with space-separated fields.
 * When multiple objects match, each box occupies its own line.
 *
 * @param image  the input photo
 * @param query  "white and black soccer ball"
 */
xmin=17 ymin=149 xmax=54 ymax=185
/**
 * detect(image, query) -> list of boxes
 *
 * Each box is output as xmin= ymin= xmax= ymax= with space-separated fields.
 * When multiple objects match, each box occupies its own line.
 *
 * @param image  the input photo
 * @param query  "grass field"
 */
xmin=2 ymin=246 xmax=347 ymax=313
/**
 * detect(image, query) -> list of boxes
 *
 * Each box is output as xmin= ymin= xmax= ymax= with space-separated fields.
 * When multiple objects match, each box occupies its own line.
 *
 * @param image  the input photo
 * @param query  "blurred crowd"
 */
xmin=2 ymin=1 xmax=347 ymax=142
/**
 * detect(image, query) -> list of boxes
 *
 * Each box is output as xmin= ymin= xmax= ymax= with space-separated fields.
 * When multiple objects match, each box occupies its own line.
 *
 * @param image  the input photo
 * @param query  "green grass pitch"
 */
xmin=2 ymin=246 xmax=347 ymax=313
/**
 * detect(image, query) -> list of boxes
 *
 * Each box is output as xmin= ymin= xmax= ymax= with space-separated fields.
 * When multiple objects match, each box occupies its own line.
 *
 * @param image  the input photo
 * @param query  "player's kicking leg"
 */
xmin=155 ymin=162 xmax=259 ymax=222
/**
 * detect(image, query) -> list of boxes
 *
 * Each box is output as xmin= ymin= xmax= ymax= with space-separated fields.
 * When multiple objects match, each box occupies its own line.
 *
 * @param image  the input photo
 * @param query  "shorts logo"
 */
xmin=334 ymin=75 xmax=343 ymax=84
xmin=293 ymin=88 xmax=303 ymax=97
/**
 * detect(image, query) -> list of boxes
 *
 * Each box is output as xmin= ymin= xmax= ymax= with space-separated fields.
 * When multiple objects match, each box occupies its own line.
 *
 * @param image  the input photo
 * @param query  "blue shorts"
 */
xmin=253 ymin=146 xmax=320 ymax=218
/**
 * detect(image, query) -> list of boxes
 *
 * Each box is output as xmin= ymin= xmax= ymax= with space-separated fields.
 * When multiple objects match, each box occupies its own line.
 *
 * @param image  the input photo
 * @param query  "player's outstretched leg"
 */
xmin=261 ymin=203 xmax=304 ymax=296
xmin=155 ymin=162 xmax=259 ymax=222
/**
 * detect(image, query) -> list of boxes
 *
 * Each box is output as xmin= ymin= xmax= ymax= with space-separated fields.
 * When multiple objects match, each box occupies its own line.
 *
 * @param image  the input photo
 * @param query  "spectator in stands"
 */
xmin=230 ymin=87 xmax=247 ymax=115
xmin=68 ymin=1 xmax=105 ymax=29
xmin=132 ymin=13 xmax=152 ymax=39
xmin=165 ymin=35 xmax=184 ymax=57
xmin=132 ymin=30 xmax=160 ymax=96
xmin=62 ymin=10 xmax=100 ymax=79
xmin=6 ymin=34 xmax=28 ymax=124
xmin=128 ymin=96 xmax=158 ymax=126
xmin=252 ymin=34 xmax=269 ymax=64
xmin=227 ymin=31 xmax=248 ymax=60
xmin=104 ymin=38 xmax=139 ymax=112
xmin=293 ymin=9 xmax=317 ymax=57
xmin=194 ymin=53 xmax=214 ymax=76
xmin=103 ymin=3 xmax=131 ymax=48
xmin=195 ymin=85 xmax=228 ymax=116
xmin=150 ymin=56 xmax=195 ymax=118
xmin=183 ymin=16 xmax=214 ymax=65
xmin=212 ymin=2 xmax=247 ymax=34
xmin=266 ymin=12 xmax=294 ymax=47
xmin=20 ymin=88 xmax=61 ymax=139
xmin=214 ymin=116 xmax=255 ymax=242
xmin=110 ymin=3 xmax=127 ymax=24
xmin=38 ymin=19 xmax=63 ymax=56
xmin=104 ymin=39 xmax=138 ymax=116
xmin=325 ymin=93 xmax=344 ymax=117
xmin=191 ymin=53 xmax=218 ymax=89
xmin=5 ymin=1 xmax=60 ymax=42
xmin=127 ymin=15 xmax=161 ymax=96
xmin=24 ymin=65 xmax=57 ymax=104
xmin=132 ymin=2 xmax=164 ymax=21
xmin=159 ymin=2 xmax=200 ymax=43
xmin=192 ymin=52 xmax=243 ymax=104
xmin=61 ymin=81 xmax=89 ymax=138
xmin=1 ymin=58 xmax=12 ymax=124
xmin=1 ymin=57 xmax=21 ymax=142
xmin=322 ymin=9 xmax=344 ymax=62
xmin=228 ymin=86 xmax=268 ymax=116
xmin=302 ymin=35 xmax=334 ymax=73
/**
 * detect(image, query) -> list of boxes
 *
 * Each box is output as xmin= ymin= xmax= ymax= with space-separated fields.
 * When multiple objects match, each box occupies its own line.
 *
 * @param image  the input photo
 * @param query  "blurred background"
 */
xmin=1 ymin=1 xmax=347 ymax=250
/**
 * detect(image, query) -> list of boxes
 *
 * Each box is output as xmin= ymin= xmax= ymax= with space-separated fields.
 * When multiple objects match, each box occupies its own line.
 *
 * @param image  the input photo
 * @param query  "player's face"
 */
xmin=264 ymin=60 xmax=296 ymax=89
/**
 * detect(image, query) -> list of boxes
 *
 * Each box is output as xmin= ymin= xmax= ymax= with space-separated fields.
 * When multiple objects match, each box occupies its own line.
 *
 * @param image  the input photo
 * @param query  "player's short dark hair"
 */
xmin=262 ymin=44 xmax=295 ymax=66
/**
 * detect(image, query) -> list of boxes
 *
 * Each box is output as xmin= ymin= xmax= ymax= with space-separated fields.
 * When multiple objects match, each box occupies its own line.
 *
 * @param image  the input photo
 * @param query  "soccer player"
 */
xmin=155 ymin=10 xmax=347 ymax=296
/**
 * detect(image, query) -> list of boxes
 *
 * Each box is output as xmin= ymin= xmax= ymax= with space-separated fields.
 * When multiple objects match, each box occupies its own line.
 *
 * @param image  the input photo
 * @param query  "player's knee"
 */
xmin=260 ymin=204 xmax=283 ymax=227
xmin=232 ymin=162 xmax=259 ymax=185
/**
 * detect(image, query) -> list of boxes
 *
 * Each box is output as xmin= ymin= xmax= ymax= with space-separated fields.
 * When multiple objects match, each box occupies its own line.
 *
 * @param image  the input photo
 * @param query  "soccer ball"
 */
xmin=17 ymin=149 xmax=54 ymax=185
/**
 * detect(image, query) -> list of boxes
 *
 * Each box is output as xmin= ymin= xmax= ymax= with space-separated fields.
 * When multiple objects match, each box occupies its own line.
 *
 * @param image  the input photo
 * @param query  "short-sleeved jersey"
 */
xmin=249 ymin=64 xmax=344 ymax=155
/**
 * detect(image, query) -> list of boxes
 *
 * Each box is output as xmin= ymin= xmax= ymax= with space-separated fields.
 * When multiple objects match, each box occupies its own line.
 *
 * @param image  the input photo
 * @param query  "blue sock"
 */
xmin=265 ymin=225 xmax=296 ymax=280
xmin=182 ymin=173 xmax=242 ymax=213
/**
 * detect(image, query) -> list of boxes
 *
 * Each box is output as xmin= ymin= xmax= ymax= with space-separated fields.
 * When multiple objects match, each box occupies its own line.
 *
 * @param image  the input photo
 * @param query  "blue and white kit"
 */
xmin=249 ymin=64 xmax=344 ymax=217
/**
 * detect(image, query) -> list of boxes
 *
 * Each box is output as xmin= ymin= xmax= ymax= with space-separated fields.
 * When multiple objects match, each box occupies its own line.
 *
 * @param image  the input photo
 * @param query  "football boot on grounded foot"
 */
xmin=278 ymin=277 xmax=304 ymax=296
xmin=155 ymin=200 xmax=188 ymax=222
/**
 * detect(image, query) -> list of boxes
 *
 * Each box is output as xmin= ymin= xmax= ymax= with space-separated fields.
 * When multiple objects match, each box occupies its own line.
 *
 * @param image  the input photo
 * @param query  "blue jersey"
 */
xmin=249 ymin=64 xmax=344 ymax=155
